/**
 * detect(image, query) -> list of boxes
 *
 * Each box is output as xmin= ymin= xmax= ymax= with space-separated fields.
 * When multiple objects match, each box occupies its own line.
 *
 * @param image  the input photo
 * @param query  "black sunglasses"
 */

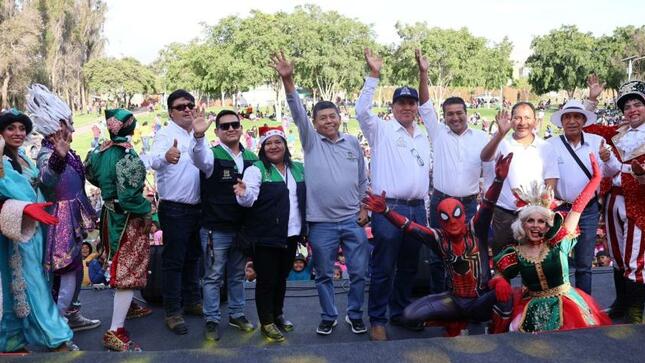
xmin=172 ymin=103 xmax=195 ymax=111
xmin=218 ymin=121 xmax=241 ymax=130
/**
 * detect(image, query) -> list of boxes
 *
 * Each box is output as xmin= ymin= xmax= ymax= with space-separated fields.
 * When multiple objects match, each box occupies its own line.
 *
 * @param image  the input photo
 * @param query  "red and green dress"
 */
xmin=494 ymin=213 xmax=611 ymax=332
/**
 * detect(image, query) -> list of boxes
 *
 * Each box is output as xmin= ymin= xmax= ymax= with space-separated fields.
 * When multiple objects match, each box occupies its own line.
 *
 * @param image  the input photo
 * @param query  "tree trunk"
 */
xmin=220 ymin=91 xmax=225 ymax=107
xmin=80 ymin=82 xmax=86 ymax=113
xmin=1 ymin=75 xmax=10 ymax=109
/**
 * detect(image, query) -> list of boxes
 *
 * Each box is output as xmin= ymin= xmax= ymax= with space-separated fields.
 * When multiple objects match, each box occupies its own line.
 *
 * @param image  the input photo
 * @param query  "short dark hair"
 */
xmin=511 ymin=101 xmax=536 ymax=118
xmin=167 ymin=89 xmax=195 ymax=110
xmin=312 ymin=101 xmax=340 ymax=120
xmin=617 ymin=94 xmax=645 ymax=112
xmin=442 ymin=97 xmax=467 ymax=113
xmin=215 ymin=109 xmax=240 ymax=127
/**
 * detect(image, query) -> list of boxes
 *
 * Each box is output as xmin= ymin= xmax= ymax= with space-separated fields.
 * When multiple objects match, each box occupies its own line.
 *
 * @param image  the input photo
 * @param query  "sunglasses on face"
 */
xmin=218 ymin=122 xmax=241 ymax=130
xmin=172 ymin=103 xmax=195 ymax=111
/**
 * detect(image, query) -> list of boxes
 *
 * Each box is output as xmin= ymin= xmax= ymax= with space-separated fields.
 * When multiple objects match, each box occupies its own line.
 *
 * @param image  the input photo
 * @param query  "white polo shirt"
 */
xmin=355 ymin=77 xmax=431 ymax=200
xmin=548 ymin=132 xmax=621 ymax=203
xmin=423 ymin=109 xmax=489 ymax=197
xmin=494 ymin=135 xmax=560 ymax=211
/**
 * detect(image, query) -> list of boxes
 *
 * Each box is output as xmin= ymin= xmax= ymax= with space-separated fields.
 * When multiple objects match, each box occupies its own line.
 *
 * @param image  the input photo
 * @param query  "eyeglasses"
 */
xmin=171 ymin=103 xmax=195 ymax=111
xmin=410 ymin=148 xmax=425 ymax=167
xmin=218 ymin=122 xmax=241 ymax=130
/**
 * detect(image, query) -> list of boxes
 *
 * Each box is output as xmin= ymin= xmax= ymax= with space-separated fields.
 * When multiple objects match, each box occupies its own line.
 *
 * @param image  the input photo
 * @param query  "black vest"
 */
xmin=200 ymin=145 xmax=257 ymax=230
xmin=244 ymin=161 xmax=306 ymax=248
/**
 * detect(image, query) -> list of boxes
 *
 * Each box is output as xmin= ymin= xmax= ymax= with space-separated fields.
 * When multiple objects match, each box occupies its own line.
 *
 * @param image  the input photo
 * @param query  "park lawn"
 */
xmin=70 ymin=107 xmax=560 ymax=161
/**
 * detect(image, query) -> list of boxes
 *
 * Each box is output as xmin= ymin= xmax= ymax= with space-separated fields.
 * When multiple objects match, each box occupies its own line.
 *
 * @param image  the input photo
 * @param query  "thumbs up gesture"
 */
xmin=598 ymin=139 xmax=611 ymax=163
xmin=165 ymin=138 xmax=181 ymax=164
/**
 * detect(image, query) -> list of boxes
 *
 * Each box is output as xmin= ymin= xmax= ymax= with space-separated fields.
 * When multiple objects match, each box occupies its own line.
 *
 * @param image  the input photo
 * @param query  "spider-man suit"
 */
xmin=363 ymin=154 xmax=514 ymax=336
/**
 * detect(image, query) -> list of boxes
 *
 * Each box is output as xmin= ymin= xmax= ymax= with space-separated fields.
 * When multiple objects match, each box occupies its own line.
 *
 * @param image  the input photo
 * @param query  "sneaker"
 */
xmin=369 ymin=325 xmax=388 ymax=341
xmin=204 ymin=321 xmax=220 ymax=341
xmin=165 ymin=314 xmax=188 ymax=335
xmin=66 ymin=310 xmax=101 ymax=332
xmin=229 ymin=315 xmax=255 ymax=332
xmin=390 ymin=315 xmax=424 ymax=331
xmin=126 ymin=302 xmax=153 ymax=320
xmin=345 ymin=315 xmax=367 ymax=334
xmin=275 ymin=315 xmax=294 ymax=332
xmin=103 ymin=328 xmax=142 ymax=352
xmin=316 ymin=319 xmax=337 ymax=335
xmin=261 ymin=323 xmax=285 ymax=342
xmin=183 ymin=303 xmax=204 ymax=317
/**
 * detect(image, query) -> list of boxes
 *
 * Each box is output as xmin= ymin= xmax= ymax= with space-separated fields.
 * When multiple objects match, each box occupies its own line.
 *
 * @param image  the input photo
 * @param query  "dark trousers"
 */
xmin=491 ymin=206 xmax=517 ymax=256
xmin=158 ymin=200 xmax=202 ymax=316
xmin=428 ymin=192 xmax=478 ymax=293
xmin=253 ymin=237 xmax=298 ymax=325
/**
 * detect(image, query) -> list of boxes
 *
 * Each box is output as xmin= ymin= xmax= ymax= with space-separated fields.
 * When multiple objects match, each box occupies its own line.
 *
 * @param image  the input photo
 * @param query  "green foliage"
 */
xmin=84 ymin=57 xmax=157 ymax=107
xmin=525 ymin=25 xmax=596 ymax=97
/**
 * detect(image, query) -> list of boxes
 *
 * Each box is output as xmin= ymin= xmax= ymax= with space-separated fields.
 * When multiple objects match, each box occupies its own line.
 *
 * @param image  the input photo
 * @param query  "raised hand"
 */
xmin=192 ymin=110 xmax=211 ymax=138
xmin=632 ymin=159 xmax=645 ymax=176
xmin=51 ymin=129 xmax=71 ymax=158
xmin=165 ymin=139 xmax=181 ymax=164
xmin=598 ymin=139 xmax=611 ymax=162
xmin=24 ymin=202 xmax=58 ymax=225
xmin=233 ymin=178 xmax=246 ymax=197
xmin=270 ymin=51 xmax=294 ymax=79
xmin=362 ymin=190 xmax=388 ymax=214
xmin=488 ymin=276 xmax=512 ymax=303
xmin=587 ymin=74 xmax=605 ymax=101
xmin=364 ymin=48 xmax=383 ymax=77
xmin=495 ymin=109 xmax=512 ymax=135
xmin=415 ymin=48 xmax=429 ymax=73
xmin=495 ymin=152 xmax=513 ymax=180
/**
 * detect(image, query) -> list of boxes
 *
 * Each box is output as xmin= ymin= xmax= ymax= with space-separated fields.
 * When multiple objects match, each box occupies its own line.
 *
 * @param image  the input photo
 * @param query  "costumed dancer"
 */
xmin=26 ymin=84 xmax=101 ymax=332
xmin=0 ymin=109 xmax=77 ymax=352
xmin=492 ymin=154 xmax=611 ymax=332
xmin=85 ymin=109 xmax=152 ymax=351
xmin=363 ymin=154 xmax=515 ymax=337
xmin=584 ymin=77 xmax=645 ymax=323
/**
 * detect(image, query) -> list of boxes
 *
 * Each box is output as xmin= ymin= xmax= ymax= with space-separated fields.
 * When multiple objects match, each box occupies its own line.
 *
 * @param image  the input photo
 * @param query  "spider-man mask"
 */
xmin=437 ymin=198 xmax=467 ymax=237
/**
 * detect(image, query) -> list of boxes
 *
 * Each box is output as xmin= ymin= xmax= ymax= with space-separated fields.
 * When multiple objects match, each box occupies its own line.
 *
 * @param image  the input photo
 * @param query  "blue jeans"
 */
xmin=428 ymin=193 xmax=478 ymax=294
xmin=200 ymin=228 xmax=246 ymax=323
xmin=309 ymin=216 xmax=369 ymax=321
xmin=368 ymin=201 xmax=427 ymax=325
xmin=560 ymin=201 xmax=599 ymax=295
xmin=159 ymin=201 xmax=202 ymax=316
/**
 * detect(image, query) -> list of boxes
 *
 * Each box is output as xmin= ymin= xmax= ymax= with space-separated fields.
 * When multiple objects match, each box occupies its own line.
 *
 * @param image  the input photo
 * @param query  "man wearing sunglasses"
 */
xmin=189 ymin=109 xmax=258 ymax=341
xmin=356 ymin=49 xmax=432 ymax=341
xmin=150 ymin=89 xmax=203 ymax=335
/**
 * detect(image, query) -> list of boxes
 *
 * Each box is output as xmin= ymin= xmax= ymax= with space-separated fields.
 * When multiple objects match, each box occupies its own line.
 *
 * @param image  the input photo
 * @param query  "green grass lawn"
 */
xmin=70 ymin=106 xmax=562 ymax=160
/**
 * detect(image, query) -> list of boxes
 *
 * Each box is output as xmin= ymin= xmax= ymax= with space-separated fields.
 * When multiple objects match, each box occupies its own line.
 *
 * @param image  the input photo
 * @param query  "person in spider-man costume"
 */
xmin=363 ymin=153 xmax=514 ymax=336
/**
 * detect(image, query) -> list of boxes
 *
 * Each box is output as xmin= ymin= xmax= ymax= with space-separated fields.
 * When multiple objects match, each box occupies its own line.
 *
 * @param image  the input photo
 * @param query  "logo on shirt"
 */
xmin=346 ymin=151 xmax=357 ymax=161
xmin=222 ymin=169 xmax=233 ymax=180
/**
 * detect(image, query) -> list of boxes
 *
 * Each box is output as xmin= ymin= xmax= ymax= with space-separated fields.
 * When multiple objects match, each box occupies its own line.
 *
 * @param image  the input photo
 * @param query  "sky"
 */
xmin=104 ymin=0 xmax=644 ymax=66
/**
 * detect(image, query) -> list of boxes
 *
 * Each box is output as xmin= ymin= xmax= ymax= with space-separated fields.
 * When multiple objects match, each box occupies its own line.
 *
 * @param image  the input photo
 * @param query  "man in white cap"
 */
xmin=546 ymin=98 xmax=619 ymax=295
xmin=585 ymin=76 xmax=645 ymax=323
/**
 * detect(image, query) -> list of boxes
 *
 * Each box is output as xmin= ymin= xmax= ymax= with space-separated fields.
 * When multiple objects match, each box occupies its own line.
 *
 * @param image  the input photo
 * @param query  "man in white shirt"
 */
xmin=424 ymin=93 xmax=490 ymax=293
xmin=547 ymin=99 xmax=619 ymax=295
xmin=150 ymin=89 xmax=202 ymax=335
xmin=356 ymin=49 xmax=432 ymax=341
xmin=480 ymin=102 xmax=559 ymax=255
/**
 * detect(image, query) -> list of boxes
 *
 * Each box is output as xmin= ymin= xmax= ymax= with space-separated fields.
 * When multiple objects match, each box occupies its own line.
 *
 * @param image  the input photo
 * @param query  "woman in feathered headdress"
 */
xmin=26 ymin=83 xmax=101 ymax=333
xmin=490 ymin=154 xmax=611 ymax=332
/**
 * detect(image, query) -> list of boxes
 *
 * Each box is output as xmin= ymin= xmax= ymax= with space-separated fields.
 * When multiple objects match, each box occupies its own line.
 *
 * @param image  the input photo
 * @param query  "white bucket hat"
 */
xmin=550 ymin=100 xmax=597 ymax=127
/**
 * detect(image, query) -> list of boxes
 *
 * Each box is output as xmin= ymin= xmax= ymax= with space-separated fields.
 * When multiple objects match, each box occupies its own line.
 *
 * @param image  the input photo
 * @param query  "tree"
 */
xmin=525 ymin=25 xmax=596 ymax=98
xmin=84 ymin=57 xmax=157 ymax=107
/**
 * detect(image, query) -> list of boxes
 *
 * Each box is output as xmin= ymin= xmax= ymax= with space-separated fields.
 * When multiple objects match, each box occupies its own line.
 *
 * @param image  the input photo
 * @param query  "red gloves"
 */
xmin=494 ymin=153 xmax=513 ymax=180
xmin=488 ymin=276 xmax=512 ymax=303
xmin=23 ymin=202 xmax=58 ymax=225
xmin=362 ymin=191 xmax=388 ymax=214
xmin=571 ymin=153 xmax=601 ymax=213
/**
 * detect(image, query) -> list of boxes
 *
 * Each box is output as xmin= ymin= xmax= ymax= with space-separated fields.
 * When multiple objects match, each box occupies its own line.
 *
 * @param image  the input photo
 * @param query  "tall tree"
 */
xmin=525 ymin=25 xmax=596 ymax=98
xmin=84 ymin=57 xmax=156 ymax=107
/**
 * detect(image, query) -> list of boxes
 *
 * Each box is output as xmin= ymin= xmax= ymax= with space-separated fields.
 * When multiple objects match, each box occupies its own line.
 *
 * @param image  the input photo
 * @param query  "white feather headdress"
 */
xmin=26 ymin=84 xmax=74 ymax=136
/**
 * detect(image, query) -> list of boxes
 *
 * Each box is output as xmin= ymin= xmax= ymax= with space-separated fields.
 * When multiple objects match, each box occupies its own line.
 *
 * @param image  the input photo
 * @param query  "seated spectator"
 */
xmin=333 ymin=265 xmax=342 ymax=281
xmin=245 ymin=261 xmax=257 ymax=283
xmin=288 ymin=254 xmax=313 ymax=281
xmin=82 ymin=242 xmax=99 ymax=287
xmin=596 ymin=251 xmax=612 ymax=267
xmin=150 ymin=222 xmax=163 ymax=246
xmin=88 ymin=253 xmax=108 ymax=285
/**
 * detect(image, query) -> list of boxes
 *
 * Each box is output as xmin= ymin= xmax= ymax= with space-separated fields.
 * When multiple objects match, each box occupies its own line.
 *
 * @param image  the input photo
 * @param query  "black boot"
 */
xmin=624 ymin=278 xmax=645 ymax=324
xmin=605 ymin=268 xmax=627 ymax=319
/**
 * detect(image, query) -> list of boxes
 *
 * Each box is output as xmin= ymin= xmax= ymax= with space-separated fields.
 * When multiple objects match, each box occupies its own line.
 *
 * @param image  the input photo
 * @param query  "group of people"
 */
xmin=1 ymin=47 xmax=645 ymax=353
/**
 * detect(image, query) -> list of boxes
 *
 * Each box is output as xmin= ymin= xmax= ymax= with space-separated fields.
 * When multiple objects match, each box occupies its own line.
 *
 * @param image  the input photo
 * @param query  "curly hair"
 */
xmin=511 ymin=205 xmax=554 ymax=242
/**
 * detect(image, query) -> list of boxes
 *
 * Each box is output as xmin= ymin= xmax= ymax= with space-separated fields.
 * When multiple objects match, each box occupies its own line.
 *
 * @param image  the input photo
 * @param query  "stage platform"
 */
xmin=8 ymin=267 xmax=645 ymax=362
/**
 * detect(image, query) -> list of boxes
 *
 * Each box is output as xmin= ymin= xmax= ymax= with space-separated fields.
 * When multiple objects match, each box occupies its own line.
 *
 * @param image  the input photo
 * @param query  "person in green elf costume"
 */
xmin=85 ymin=109 xmax=151 ymax=352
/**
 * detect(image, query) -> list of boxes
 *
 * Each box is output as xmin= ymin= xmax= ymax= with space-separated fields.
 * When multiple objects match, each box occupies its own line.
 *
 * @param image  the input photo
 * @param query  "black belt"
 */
xmin=386 ymin=198 xmax=424 ymax=207
xmin=433 ymin=189 xmax=478 ymax=204
xmin=159 ymin=199 xmax=200 ymax=209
